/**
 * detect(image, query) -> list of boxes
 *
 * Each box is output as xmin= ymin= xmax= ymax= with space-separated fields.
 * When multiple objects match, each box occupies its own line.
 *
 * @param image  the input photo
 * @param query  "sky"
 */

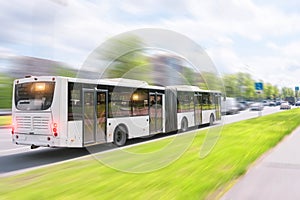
xmin=1 ymin=0 xmax=300 ymax=89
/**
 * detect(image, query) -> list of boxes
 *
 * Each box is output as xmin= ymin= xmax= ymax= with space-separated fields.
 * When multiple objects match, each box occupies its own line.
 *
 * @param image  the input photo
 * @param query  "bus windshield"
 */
xmin=15 ymin=82 xmax=55 ymax=110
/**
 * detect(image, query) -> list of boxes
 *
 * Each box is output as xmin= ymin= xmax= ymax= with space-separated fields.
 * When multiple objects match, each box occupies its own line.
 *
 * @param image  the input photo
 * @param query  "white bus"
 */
xmin=11 ymin=76 xmax=221 ymax=148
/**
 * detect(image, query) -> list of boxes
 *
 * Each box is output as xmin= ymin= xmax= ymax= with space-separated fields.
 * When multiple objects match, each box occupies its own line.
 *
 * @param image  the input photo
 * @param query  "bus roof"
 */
xmin=167 ymin=85 xmax=221 ymax=93
xmin=14 ymin=76 xmax=220 ymax=93
xmin=65 ymin=76 xmax=165 ymax=90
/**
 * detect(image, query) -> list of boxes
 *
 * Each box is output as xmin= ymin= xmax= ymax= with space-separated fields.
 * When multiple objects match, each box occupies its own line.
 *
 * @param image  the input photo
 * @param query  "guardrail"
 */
xmin=0 ymin=109 xmax=12 ymax=116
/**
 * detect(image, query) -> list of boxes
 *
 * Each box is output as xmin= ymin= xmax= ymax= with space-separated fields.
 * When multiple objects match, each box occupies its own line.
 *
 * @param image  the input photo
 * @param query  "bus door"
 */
xmin=149 ymin=92 xmax=164 ymax=134
xmin=83 ymin=89 xmax=108 ymax=145
xmin=215 ymin=93 xmax=221 ymax=120
xmin=194 ymin=93 xmax=202 ymax=125
xmin=95 ymin=90 xmax=108 ymax=143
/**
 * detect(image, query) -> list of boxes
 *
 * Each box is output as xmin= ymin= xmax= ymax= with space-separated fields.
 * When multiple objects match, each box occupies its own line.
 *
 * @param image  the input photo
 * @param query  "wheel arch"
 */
xmin=113 ymin=123 xmax=129 ymax=147
xmin=209 ymin=113 xmax=215 ymax=126
xmin=181 ymin=116 xmax=188 ymax=131
xmin=114 ymin=123 xmax=129 ymax=138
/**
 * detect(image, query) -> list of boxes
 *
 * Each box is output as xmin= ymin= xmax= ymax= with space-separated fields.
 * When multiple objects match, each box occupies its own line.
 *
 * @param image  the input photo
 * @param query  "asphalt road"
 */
xmin=0 ymin=106 xmax=289 ymax=176
xmin=222 ymin=105 xmax=286 ymax=124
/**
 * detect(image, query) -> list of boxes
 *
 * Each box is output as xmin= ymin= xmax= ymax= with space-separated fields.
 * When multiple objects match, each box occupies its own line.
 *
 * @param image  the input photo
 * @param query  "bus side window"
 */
xmin=109 ymin=89 xmax=131 ymax=117
xmin=68 ymin=83 xmax=82 ymax=121
xmin=132 ymin=89 xmax=149 ymax=116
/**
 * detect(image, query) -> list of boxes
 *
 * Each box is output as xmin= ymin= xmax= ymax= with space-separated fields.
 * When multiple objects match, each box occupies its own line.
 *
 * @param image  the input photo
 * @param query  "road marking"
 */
xmin=0 ymin=147 xmax=28 ymax=153
xmin=0 ymin=139 xmax=12 ymax=142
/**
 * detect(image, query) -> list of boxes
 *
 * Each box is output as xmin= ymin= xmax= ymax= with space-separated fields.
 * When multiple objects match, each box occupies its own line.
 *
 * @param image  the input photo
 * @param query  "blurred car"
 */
xmin=295 ymin=101 xmax=300 ymax=106
xmin=239 ymin=101 xmax=249 ymax=109
xmin=269 ymin=101 xmax=276 ymax=106
xmin=237 ymin=102 xmax=247 ymax=111
xmin=285 ymin=97 xmax=296 ymax=106
xmin=250 ymin=102 xmax=263 ymax=111
xmin=221 ymin=97 xmax=240 ymax=115
xmin=280 ymin=102 xmax=291 ymax=109
xmin=262 ymin=100 xmax=269 ymax=106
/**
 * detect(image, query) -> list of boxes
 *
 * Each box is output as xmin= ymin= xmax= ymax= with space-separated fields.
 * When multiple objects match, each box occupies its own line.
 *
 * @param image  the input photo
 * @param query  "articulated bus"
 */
xmin=11 ymin=76 xmax=221 ymax=148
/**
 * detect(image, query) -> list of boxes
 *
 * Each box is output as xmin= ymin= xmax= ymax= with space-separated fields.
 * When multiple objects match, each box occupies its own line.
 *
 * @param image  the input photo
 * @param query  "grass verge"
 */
xmin=0 ymin=115 xmax=11 ymax=126
xmin=1 ymin=109 xmax=300 ymax=199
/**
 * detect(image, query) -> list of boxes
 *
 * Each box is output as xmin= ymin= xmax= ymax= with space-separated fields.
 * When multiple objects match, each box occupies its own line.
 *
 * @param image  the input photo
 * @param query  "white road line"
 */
xmin=0 ymin=139 xmax=12 ymax=142
xmin=0 ymin=147 xmax=28 ymax=153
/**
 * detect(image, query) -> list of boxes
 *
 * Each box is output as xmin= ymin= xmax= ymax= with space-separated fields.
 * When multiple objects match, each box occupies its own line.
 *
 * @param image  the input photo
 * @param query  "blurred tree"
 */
xmin=100 ymin=35 xmax=151 ymax=83
xmin=272 ymin=85 xmax=280 ymax=99
xmin=236 ymin=72 xmax=255 ymax=100
xmin=281 ymin=87 xmax=294 ymax=98
xmin=0 ymin=74 xmax=13 ymax=109
xmin=243 ymin=75 xmax=255 ymax=100
xmin=199 ymin=72 xmax=224 ymax=92
xmin=55 ymin=67 xmax=76 ymax=77
xmin=182 ymin=66 xmax=197 ymax=86
xmin=264 ymin=83 xmax=274 ymax=99
xmin=222 ymin=72 xmax=285 ymax=101
xmin=223 ymin=74 xmax=238 ymax=97
xmin=1 ymin=56 xmax=77 ymax=109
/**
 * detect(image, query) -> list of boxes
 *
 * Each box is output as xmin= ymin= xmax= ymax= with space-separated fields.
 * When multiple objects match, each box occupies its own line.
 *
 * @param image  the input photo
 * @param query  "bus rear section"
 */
xmin=12 ymin=76 xmax=62 ymax=148
xmin=166 ymin=86 xmax=221 ymax=133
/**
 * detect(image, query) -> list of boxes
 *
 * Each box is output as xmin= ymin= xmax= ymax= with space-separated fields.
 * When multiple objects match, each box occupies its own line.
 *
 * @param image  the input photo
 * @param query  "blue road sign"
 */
xmin=255 ymin=82 xmax=263 ymax=91
xmin=295 ymin=86 xmax=299 ymax=91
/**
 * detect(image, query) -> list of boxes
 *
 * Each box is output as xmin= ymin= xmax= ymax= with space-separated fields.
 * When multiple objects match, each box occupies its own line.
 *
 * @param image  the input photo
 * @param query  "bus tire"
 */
xmin=209 ymin=114 xmax=215 ymax=126
xmin=113 ymin=125 xmax=127 ymax=147
xmin=181 ymin=118 xmax=188 ymax=132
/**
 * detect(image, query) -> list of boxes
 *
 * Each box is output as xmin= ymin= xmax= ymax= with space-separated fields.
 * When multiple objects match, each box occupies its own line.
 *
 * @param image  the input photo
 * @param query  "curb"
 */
xmin=0 ymin=125 xmax=11 ymax=129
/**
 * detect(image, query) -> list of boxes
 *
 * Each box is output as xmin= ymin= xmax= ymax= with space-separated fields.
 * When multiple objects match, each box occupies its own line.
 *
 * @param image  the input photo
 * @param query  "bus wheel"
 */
xmin=113 ymin=125 xmax=127 ymax=147
xmin=209 ymin=114 xmax=215 ymax=126
xmin=181 ymin=118 xmax=188 ymax=132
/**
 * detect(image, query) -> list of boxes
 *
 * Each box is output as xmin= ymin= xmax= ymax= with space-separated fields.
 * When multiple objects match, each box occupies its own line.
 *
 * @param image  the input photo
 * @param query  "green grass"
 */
xmin=0 ymin=116 xmax=11 ymax=126
xmin=1 ymin=109 xmax=300 ymax=199
xmin=0 ymin=74 xmax=13 ymax=109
